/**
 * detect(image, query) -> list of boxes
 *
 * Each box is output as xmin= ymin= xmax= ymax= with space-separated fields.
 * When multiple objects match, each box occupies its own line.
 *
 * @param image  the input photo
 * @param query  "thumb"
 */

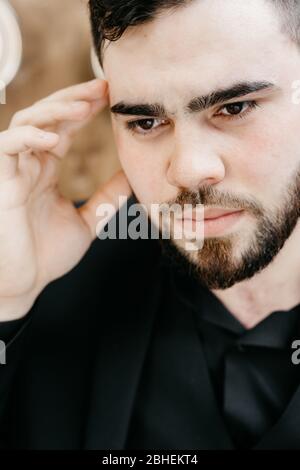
xmin=78 ymin=170 xmax=133 ymax=240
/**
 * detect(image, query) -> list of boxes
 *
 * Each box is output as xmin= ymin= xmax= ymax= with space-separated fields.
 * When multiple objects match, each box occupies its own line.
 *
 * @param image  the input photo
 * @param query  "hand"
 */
xmin=0 ymin=79 xmax=132 ymax=320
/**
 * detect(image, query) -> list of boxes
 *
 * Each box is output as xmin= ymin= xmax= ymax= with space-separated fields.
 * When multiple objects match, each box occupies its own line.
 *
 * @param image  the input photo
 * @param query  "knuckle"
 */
xmin=10 ymin=110 xmax=25 ymax=126
xmin=10 ymin=105 xmax=36 ymax=127
xmin=0 ymin=128 xmax=14 ymax=142
xmin=20 ymin=125 xmax=40 ymax=139
xmin=22 ymin=124 xmax=36 ymax=133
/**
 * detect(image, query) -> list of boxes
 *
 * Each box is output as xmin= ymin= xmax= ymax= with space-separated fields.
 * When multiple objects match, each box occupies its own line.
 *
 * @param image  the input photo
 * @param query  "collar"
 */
xmin=169 ymin=263 xmax=300 ymax=350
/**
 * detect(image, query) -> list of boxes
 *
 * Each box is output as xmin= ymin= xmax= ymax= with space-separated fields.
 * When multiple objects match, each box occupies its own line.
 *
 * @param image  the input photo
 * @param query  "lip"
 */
xmin=180 ymin=208 xmax=243 ymax=221
xmin=177 ymin=209 xmax=245 ymax=237
xmin=203 ymin=208 xmax=243 ymax=220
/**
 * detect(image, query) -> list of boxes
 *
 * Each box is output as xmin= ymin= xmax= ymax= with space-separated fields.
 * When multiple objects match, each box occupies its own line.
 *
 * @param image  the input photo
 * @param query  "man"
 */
xmin=1 ymin=0 xmax=300 ymax=450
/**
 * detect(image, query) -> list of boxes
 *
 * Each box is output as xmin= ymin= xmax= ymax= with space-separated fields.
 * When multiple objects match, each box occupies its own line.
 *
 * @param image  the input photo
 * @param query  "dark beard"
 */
xmin=159 ymin=169 xmax=300 ymax=290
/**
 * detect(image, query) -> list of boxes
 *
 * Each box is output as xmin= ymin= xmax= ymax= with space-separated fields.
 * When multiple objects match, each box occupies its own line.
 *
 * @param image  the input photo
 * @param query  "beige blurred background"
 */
xmin=0 ymin=0 xmax=120 ymax=201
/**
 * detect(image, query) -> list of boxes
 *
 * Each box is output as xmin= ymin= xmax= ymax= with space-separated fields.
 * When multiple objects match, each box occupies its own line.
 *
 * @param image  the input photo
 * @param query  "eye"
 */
xmin=126 ymin=118 xmax=168 ymax=136
xmin=215 ymin=101 xmax=259 ymax=120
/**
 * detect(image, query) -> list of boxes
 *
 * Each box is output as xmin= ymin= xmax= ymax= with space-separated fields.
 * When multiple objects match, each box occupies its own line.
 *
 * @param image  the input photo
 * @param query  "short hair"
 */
xmin=89 ymin=0 xmax=300 ymax=67
xmin=89 ymin=0 xmax=190 ymax=66
xmin=272 ymin=0 xmax=300 ymax=44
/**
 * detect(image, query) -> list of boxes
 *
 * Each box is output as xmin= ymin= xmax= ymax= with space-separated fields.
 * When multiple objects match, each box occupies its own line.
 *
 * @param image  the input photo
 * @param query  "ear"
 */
xmin=91 ymin=46 xmax=106 ymax=80
xmin=0 ymin=1 xmax=22 ymax=86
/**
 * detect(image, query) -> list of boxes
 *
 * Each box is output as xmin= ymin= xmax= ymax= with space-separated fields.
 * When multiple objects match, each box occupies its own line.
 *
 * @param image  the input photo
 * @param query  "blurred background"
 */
xmin=0 ymin=0 xmax=120 ymax=201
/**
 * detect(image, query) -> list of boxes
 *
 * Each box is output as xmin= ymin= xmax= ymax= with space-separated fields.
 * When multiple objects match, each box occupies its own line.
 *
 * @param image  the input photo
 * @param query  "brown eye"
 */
xmin=138 ymin=119 xmax=155 ymax=130
xmin=224 ymin=103 xmax=244 ymax=115
xmin=126 ymin=117 xmax=169 ymax=135
xmin=215 ymin=101 xmax=259 ymax=121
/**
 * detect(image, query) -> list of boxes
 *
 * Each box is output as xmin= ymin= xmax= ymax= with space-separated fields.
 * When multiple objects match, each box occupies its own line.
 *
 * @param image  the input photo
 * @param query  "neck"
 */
xmin=210 ymin=221 xmax=300 ymax=330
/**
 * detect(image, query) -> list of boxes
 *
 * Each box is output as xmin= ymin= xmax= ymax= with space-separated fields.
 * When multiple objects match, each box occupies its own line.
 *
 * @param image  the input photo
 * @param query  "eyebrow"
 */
xmin=110 ymin=81 xmax=277 ymax=118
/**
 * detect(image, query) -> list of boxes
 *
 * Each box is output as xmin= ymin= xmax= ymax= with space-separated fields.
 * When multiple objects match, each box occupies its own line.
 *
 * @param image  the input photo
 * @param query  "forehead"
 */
xmin=103 ymin=0 xmax=292 ymax=103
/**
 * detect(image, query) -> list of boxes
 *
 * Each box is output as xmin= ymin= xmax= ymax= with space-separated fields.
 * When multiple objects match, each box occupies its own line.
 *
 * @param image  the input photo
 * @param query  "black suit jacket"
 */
xmin=1 ymin=202 xmax=300 ymax=450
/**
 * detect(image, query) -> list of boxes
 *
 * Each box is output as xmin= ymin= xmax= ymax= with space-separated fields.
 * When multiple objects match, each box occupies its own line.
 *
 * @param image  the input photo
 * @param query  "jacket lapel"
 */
xmin=83 ymin=259 xmax=234 ymax=450
xmin=130 ymin=273 xmax=234 ymax=450
xmin=255 ymin=380 xmax=300 ymax=449
xmin=83 ymin=258 xmax=163 ymax=450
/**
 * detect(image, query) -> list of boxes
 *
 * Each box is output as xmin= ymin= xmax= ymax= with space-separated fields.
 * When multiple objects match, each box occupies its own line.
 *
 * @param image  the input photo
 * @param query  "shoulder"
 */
xmin=28 ymin=196 xmax=163 ymax=330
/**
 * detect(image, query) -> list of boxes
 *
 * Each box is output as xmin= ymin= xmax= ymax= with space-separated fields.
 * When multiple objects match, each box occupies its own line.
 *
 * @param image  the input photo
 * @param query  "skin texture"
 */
xmin=0 ymin=79 xmax=131 ymax=321
xmin=102 ymin=0 xmax=300 ymax=328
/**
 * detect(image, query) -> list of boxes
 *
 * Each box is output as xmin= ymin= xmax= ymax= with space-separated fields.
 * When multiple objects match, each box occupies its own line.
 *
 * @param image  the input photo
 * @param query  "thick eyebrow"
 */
xmin=110 ymin=102 xmax=166 ymax=118
xmin=110 ymin=81 xmax=277 ymax=118
xmin=187 ymin=81 xmax=276 ymax=113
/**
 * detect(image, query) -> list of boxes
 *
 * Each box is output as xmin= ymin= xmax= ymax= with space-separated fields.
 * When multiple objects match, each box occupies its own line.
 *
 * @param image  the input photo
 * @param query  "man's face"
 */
xmin=103 ymin=0 xmax=300 ymax=289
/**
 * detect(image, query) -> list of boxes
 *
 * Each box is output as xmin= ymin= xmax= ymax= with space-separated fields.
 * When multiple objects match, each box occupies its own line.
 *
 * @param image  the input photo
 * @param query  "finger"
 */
xmin=9 ymin=100 xmax=92 ymax=129
xmin=0 ymin=126 xmax=59 ymax=155
xmin=40 ymin=78 xmax=108 ymax=104
xmin=46 ymin=97 xmax=110 ymax=158
xmin=78 ymin=170 xmax=133 ymax=240
xmin=57 ymin=98 xmax=109 ymax=139
xmin=37 ymin=98 xmax=109 ymax=159
xmin=0 ymin=127 xmax=59 ymax=180
xmin=9 ymin=96 xmax=108 ymax=160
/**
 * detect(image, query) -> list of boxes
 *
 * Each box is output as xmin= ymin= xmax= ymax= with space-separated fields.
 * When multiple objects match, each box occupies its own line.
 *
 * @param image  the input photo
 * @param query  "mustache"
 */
xmin=162 ymin=185 xmax=264 ymax=218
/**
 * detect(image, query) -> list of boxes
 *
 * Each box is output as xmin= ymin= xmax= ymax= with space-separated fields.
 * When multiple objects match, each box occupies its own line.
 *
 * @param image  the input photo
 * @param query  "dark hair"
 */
xmin=89 ymin=0 xmax=190 ymax=65
xmin=89 ymin=0 xmax=300 ymax=67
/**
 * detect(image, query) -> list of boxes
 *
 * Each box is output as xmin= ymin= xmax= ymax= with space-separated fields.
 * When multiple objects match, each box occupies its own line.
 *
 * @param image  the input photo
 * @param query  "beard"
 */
xmin=158 ymin=168 xmax=300 ymax=290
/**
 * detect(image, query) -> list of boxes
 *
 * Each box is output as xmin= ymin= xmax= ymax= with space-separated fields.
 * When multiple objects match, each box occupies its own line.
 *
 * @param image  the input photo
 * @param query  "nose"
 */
xmin=166 ymin=126 xmax=225 ymax=191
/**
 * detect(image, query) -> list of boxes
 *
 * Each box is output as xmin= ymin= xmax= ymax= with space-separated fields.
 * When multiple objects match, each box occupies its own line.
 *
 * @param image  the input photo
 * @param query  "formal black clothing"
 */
xmin=125 ymin=263 xmax=300 ymax=449
xmin=1 ymin=198 xmax=300 ymax=449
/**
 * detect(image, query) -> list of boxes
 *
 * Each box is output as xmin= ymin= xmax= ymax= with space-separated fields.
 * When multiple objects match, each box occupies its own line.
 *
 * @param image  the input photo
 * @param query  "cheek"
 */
xmin=230 ymin=127 xmax=293 ymax=191
xmin=237 ymin=137 xmax=274 ymax=184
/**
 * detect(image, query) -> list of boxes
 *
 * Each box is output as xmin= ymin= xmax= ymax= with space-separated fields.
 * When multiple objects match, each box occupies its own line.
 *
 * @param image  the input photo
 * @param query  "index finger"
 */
xmin=40 ymin=79 xmax=108 ymax=104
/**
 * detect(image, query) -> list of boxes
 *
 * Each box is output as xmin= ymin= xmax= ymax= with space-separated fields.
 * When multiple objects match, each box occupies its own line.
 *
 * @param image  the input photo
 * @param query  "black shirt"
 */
xmin=125 ymin=260 xmax=300 ymax=449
